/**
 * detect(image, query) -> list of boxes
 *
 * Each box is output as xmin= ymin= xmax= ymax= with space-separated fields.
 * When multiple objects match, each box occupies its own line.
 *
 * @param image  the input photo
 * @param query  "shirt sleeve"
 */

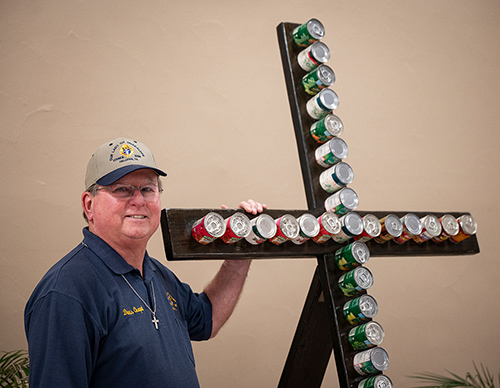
xmin=25 ymin=291 xmax=100 ymax=388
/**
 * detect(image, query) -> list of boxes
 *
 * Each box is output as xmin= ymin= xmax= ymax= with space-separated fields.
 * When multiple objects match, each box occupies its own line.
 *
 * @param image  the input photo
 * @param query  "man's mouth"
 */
xmin=127 ymin=215 xmax=147 ymax=219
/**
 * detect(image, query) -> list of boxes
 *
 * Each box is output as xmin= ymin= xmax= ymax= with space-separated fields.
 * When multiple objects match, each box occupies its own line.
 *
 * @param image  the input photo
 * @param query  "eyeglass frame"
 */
xmin=95 ymin=183 xmax=163 ymax=201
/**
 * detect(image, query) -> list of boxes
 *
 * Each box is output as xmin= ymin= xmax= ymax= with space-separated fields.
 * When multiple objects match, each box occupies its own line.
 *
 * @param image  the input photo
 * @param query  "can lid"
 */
xmin=334 ymin=162 xmax=354 ymax=185
xmin=402 ymin=213 xmax=423 ymax=236
xmin=441 ymin=214 xmax=459 ymax=236
xmin=458 ymin=214 xmax=477 ymax=235
xmin=373 ymin=375 xmax=393 ymax=388
xmin=339 ymin=187 xmax=358 ymax=211
xmin=342 ymin=212 xmax=364 ymax=236
xmin=328 ymin=137 xmax=349 ymax=160
xmin=384 ymin=214 xmax=403 ymax=237
xmin=321 ymin=211 xmax=341 ymax=234
xmin=317 ymin=88 xmax=339 ymax=110
xmin=369 ymin=347 xmax=390 ymax=372
xmin=278 ymin=214 xmax=300 ymax=239
xmin=354 ymin=267 xmax=374 ymax=289
xmin=309 ymin=41 xmax=331 ymax=63
xmin=306 ymin=18 xmax=325 ymax=40
xmin=203 ymin=212 xmax=226 ymax=238
xmin=359 ymin=294 xmax=378 ymax=318
xmin=229 ymin=212 xmax=251 ymax=238
xmin=364 ymin=321 xmax=385 ymax=346
xmin=351 ymin=240 xmax=370 ymax=263
xmin=254 ymin=214 xmax=277 ymax=239
xmin=317 ymin=65 xmax=335 ymax=86
xmin=324 ymin=114 xmax=344 ymax=137
xmin=297 ymin=213 xmax=320 ymax=237
xmin=421 ymin=214 xmax=442 ymax=237
xmin=363 ymin=214 xmax=382 ymax=237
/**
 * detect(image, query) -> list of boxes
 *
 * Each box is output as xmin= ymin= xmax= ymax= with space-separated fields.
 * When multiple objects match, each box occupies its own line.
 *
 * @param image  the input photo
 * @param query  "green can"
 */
xmin=310 ymin=114 xmax=344 ymax=144
xmin=348 ymin=321 xmax=385 ymax=350
xmin=334 ymin=241 xmax=370 ymax=271
xmin=338 ymin=266 xmax=373 ymax=297
xmin=292 ymin=18 xmax=325 ymax=47
xmin=301 ymin=64 xmax=336 ymax=95
xmin=358 ymin=375 xmax=393 ymax=388
xmin=343 ymin=294 xmax=378 ymax=325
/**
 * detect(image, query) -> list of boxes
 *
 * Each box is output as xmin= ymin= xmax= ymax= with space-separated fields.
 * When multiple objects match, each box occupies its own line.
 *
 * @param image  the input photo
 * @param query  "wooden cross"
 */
xmin=160 ymin=21 xmax=480 ymax=388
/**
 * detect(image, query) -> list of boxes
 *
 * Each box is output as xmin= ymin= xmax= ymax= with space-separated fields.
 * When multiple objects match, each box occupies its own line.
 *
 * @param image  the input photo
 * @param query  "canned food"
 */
xmin=319 ymin=162 xmax=354 ymax=193
xmin=338 ymin=266 xmax=374 ymax=297
xmin=358 ymin=375 xmax=393 ymax=388
xmin=192 ymin=212 xmax=226 ymax=244
xmin=306 ymin=88 xmax=339 ymax=120
xmin=343 ymin=294 xmax=378 ymax=325
xmin=324 ymin=187 xmax=358 ymax=215
xmin=413 ymin=214 xmax=442 ymax=243
xmin=302 ymin=65 xmax=335 ymax=95
xmin=315 ymin=137 xmax=348 ymax=168
xmin=312 ymin=211 xmax=341 ymax=243
xmin=245 ymin=214 xmax=277 ymax=245
xmin=269 ymin=214 xmax=300 ymax=245
xmin=450 ymin=214 xmax=477 ymax=243
xmin=373 ymin=214 xmax=403 ymax=244
xmin=348 ymin=321 xmax=385 ymax=350
xmin=353 ymin=347 xmax=390 ymax=375
xmin=394 ymin=213 xmax=422 ymax=244
xmin=297 ymin=41 xmax=331 ymax=72
xmin=290 ymin=213 xmax=320 ymax=245
xmin=292 ymin=18 xmax=325 ymax=47
xmin=334 ymin=240 xmax=370 ymax=270
xmin=220 ymin=212 xmax=251 ymax=244
xmin=332 ymin=212 xmax=364 ymax=243
xmin=432 ymin=214 xmax=459 ymax=243
xmin=354 ymin=214 xmax=382 ymax=243
xmin=310 ymin=113 xmax=344 ymax=144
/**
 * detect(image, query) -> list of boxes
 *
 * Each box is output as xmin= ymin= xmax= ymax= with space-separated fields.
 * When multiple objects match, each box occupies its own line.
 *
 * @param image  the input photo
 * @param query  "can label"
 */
xmin=220 ymin=213 xmax=251 ymax=244
xmin=348 ymin=321 xmax=384 ymax=350
xmin=338 ymin=266 xmax=373 ymax=297
xmin=353 ymin=348 xmax=390 ymax=375
xmin=358 ymin=375 xmax=393 ymax=388
xmin=334 ymin=241 xmax=370 ymax=271
xmin=191 ymin=212 xmax=226 ymax=244
xmin=343 ymin=295 xmax=378 ymax=325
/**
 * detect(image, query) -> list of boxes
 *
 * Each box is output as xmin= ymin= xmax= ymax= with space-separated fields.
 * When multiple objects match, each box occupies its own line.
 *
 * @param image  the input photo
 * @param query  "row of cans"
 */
xmin=193 ymin=211 xmax=361 ymax=245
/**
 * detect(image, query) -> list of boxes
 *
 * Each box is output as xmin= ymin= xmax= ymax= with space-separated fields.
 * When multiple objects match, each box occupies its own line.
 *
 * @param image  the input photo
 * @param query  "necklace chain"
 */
xmin=121 ymin=274 xmax=159 ymax=330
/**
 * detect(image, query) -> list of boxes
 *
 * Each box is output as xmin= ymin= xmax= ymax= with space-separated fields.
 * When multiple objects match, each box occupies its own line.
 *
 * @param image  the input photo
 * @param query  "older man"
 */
xmin=25 ymin=138 xmax=266 ymax=387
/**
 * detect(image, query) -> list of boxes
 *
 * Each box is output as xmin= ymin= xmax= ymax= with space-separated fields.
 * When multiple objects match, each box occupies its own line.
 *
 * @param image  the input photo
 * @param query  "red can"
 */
xmin=394 ymin=213 xmax=422 ymax=244
xmin=312 ymin=211 xmax=341 ymax=243
xmin=191 ymin=212 xmax=226 ymax=244
xmin=433 ymin=214 xmax=459 ymax=243
xmin=269 ymin=214 xmax=300 ymax=245
xmin=354 ymin=214 xmax=381 ymax=243
xmin=220 ymin=212 xmax=251 ymax=244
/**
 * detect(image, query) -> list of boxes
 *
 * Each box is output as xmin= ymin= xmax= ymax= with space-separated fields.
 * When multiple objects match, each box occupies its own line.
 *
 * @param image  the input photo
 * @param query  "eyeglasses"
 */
xmin=97 ymin=184 xmax=163 ymax=201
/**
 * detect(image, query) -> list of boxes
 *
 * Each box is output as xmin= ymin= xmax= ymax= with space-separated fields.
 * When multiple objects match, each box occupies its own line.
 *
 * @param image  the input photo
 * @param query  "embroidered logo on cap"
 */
xmin=120 ymin=144 xmax=134 ymax=157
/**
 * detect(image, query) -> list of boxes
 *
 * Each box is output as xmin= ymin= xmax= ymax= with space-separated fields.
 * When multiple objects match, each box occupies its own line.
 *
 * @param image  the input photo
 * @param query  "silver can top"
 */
xmin=441 ymin=214 xmax=459 ymax=236
xmin=384 ymin=214 xmax=403 ymax=238
xmin=458 ymin=214 xmax=477 ymax=235
xmin=203 ymin=212 xmax=226 ymax=238
xmin=277 ymin=214 xmax=300 ymax=239
xmin=351 ymin=240 xmax=370 ymax=264
xmin=317 ymin=88 xmax=339 ymax=110
xmin=320 ymin=211 xmax=341 ymax=234
xmin=402 ymin=213 xmax=423 ymax=236
xmin=359 ymin=294 xmax=378 ymax=318
xmin=333 ymin=162 xmax=354 ymax=185
xmin=354 ymin=266 xmax=374 ymax=290
xmin=421 ymin=214 xmax=442 ymax=237
xmin=342 ymin=212 xmax=363 ymax=237
xmin=328 ymin=137 xmax=349 ymax=160
xmin=317 ymin=64 xmax=335 ymax=86
xmin=364 ymin=321 xmax=385 ymax=347
xmin=362 ymin=214 xmax=382 ymax=238
xmin=369 ymin=347 xmax=390 ymax=372
xmin=228 ymin=212 xmax=251 ymax=238
xmin=339 ymin=187 xmax=359 ymax=211
xmin=324 ymin=114 xmax=344 ymax=137
xmin=297 ymin=213 xmax=320 ymax=238
xmin=253 ymin=214 xmax=277 ymax=239
xmin=306 ymin=18 xmax=325 ymax=40
xmin=309 ymin=41 xmax=331 ymax=64
xmin=372 ymin=375 xmax=393 ymax=388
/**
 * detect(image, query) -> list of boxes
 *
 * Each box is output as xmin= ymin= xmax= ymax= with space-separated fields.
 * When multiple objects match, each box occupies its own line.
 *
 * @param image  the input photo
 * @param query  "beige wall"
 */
xmin=1 ymin=0 xmax=499 ymax=387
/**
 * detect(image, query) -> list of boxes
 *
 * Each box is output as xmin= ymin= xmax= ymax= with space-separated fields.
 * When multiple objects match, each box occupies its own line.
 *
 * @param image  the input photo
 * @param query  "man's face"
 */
xmin=83 ymin=169 xmax=162 ymax=250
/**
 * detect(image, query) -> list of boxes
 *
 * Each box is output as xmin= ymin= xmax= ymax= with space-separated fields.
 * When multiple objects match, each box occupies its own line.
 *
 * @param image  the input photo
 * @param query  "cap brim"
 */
xmin=96 ymin=165 xmax=167 ymax=186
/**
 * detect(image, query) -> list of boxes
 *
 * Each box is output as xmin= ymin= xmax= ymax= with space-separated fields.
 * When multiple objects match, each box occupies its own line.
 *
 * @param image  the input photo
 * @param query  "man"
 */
xmin=25 ymin=137 xmax=266 ymax=387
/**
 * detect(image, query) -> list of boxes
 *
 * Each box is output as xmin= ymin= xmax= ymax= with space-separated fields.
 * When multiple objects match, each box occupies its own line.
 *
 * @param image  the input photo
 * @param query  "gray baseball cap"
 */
xmin=85 ymin=137 xmax=167 ymax=188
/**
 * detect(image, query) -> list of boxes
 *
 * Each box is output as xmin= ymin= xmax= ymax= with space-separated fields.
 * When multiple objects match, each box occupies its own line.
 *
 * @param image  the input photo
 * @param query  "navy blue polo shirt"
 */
xmin=25 ymin=228 xmax=213 ymax=388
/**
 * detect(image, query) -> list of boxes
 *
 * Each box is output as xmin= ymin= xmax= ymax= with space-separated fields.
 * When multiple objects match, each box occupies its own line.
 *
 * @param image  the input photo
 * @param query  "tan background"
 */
xmin=1 ymin=1 xmax=499 ymax=387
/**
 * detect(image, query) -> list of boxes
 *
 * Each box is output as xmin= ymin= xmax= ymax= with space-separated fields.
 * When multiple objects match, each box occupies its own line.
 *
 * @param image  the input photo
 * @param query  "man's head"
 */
xmin=82 ymin=138 xmax=167 ymax=249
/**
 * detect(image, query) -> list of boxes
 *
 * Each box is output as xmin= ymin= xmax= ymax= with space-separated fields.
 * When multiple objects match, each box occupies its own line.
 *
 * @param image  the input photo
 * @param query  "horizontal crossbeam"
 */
xmin=160 ymin=208 xmax=479 ymax=261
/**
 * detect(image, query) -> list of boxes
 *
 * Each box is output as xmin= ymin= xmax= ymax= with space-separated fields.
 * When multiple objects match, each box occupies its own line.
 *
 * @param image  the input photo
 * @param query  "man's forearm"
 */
xmin=204 ymin=259 xmax=252 ymax=338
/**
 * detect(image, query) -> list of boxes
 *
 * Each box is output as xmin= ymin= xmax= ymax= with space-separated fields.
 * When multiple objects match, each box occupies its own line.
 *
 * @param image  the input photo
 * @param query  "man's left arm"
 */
xmin=203 ymin=199 xmax=266 ymax=338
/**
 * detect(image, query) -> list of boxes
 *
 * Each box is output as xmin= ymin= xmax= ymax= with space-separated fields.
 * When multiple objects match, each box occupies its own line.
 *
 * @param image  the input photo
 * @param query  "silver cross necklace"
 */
xmin=121 ymin=274 xmax=159 ymax=330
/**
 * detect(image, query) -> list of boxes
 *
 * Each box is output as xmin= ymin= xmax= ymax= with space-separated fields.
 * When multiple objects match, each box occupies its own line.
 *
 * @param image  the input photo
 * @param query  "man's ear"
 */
xmin=82 ymin=192 xmax=94 ymax=223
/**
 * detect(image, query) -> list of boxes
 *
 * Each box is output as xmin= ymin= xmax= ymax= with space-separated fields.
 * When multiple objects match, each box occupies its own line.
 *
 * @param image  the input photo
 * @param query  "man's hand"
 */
xmin=221 ymin=199 xmax=267 ymax=215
